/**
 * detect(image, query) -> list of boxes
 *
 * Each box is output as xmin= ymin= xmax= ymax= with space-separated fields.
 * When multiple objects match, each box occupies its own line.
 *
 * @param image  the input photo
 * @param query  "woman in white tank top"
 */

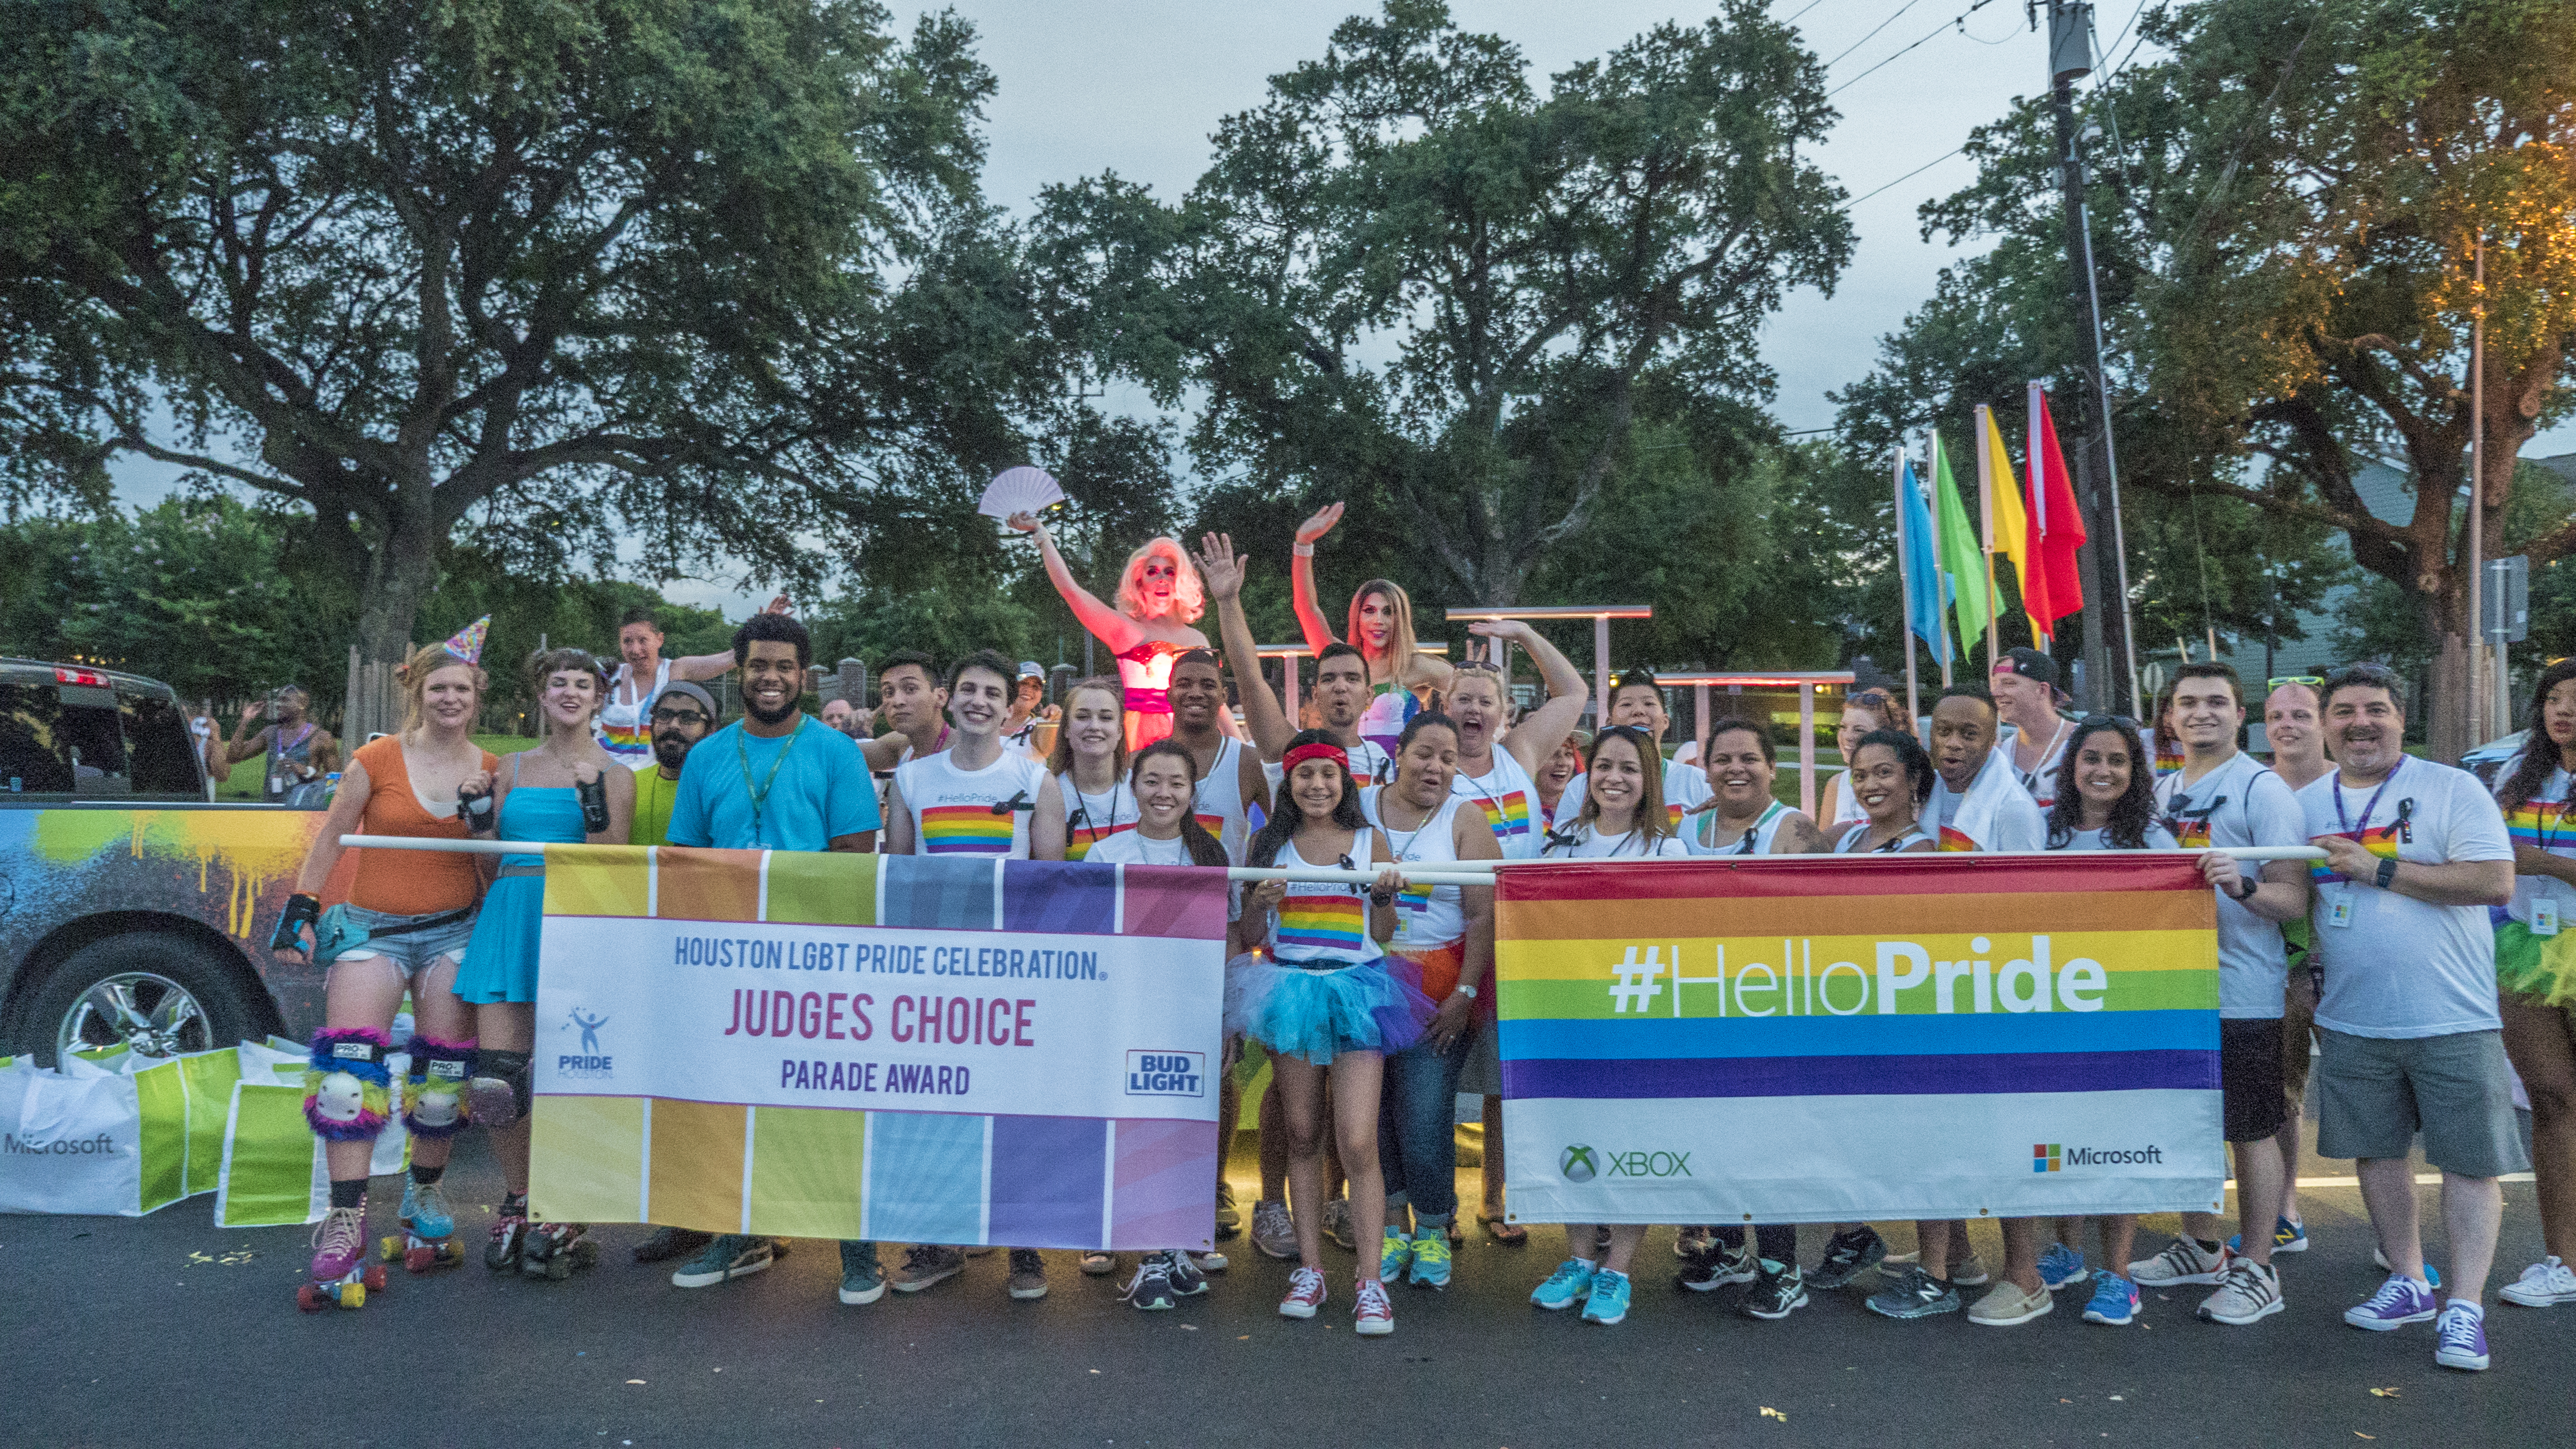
xmin=1048 ymin=679 xmax=1139 ymax=860
xmin=1690 ymin=718 xmax=1822 ymax=856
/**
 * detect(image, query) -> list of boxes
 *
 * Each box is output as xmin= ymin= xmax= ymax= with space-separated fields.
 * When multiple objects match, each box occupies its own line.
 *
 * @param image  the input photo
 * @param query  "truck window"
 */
xmin=58 ymin=696 xmax=132 ymax=797
xmin=121 ymin=693 xmax=206 ymax=797
xmin=0 ymin=682 xmax=75 ymax=794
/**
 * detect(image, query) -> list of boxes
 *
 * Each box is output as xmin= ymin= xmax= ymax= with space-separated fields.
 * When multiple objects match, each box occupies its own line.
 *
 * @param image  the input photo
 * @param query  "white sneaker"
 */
xmin=2499 ymin=1256 xmax=2576 ymax=1308
xmin=2130 ymin=1237 xmax=2227 ymax=1286
xmin=2196 ymin=1259 xmax=2285 ymax=1325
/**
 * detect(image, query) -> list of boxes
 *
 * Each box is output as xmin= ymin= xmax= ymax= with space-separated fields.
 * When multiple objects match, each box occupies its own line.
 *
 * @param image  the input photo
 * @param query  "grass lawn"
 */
xmin=211 ymin=733 xmax=542 ymax=799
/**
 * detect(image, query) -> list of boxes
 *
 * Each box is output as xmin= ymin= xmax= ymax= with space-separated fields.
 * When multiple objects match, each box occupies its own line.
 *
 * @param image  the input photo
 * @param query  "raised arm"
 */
xmin=1490 ymin=619 xmax=1588 ymax=775
xmin=1288 ymin=503 xmax=1343 ymax=655
xmin=1009 ymin=513 xmax=1148 ymax=654
xmin=670 ymin=595 xmax=792 ymax=682
xmin=1197 ymin=533 xmax=1292 ymax=760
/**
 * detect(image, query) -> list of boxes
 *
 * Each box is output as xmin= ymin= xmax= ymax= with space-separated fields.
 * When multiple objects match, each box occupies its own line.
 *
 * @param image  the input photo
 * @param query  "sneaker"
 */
xmin=888 ymin=1243 xmax=967 ymax=1294
xmin=2082 ymin=1272 xmax=2140 ymax=1325
xmin=1531 ymin=1258 xmax=1597 ymax=1311
xmin=837 ymin=1241 xmax=884 ymax=1305
xmin=1079 ymin=1250 xmax=1119 ymax=1277
xmin=1353 ymin=1276 xmax=1396 ymax=1335
xmin=2130 ymin=1237 xmax=2228 ymax=1286
xmin=1678 ymin=1241 xmax=1759 ymax=1293
xmin=1215 ymin=1181 xmax=1242 ymax=1240
xmin=1321 ymin=1198 xmax=1355 ymax=1251
xmin=1739 ymin=1262 xmax=1808 ymax=1321
xmin=1380 ymin=1229 xmax=1414 ymax=1281
xmin=2368 ymin=1244 xmax=2440 ymax=1285
xmin=1167 ymin=1249 xmax=1210 ymax=1296
xmin=632 ymin=1225 xmax=713 ymax=1264
xmin=1251 ymin=1200 xmax=1298 ymax=1260
xmin=2344 ymin=1273 xmax=2440 ymax=1330
xmin=1867 ymin=1266 xmax=1963 ymax=1320
xmin=2433 ymin=1301 xmax=2490 ymax=1371
xmin=2198 ymin=1258 xmax=2284 ymax=1325
xmin=1188 ymin=1248 xmax=1228 ymax=1274
xmin=1950 ymin=1251 xmax=1991 ymax=1287
xmin=1006 ymin=1248 xmax=1048 ymax=1300
xmin=1806 ymin=1227 xmax=1887 ymax=1290
xmin=1969 ymin=1280 xmax=2054 ymax=1326
xmin=1125 ymin=1254 xmax=1177 ymax=1310
xmin=2229 ymin=1216 xmax=2309 ymax=1254
xmin=1674 ymin=1226 xmax=1716 ymax=1259
xmin=1407 ymin=1227 xmax=1453 ymax=1289
xmin=2038 ymin=1242 xmax=2090 ymax=1291
xmin=672 ymin=1234 xmax=773 ymax=1289
xmin=1279 ymin=1265 xmax=1327 ymax=1319
xmin=1581 ymin=1268 xmax=1634 ymax=1325
xmin=2500 ymin=1256 xmax=2576 ymax=1308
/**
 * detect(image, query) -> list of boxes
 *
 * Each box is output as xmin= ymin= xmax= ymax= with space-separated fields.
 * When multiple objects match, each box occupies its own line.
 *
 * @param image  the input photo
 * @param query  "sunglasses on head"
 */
xmin=2267 ymin=675 xmax=2323 ymax=689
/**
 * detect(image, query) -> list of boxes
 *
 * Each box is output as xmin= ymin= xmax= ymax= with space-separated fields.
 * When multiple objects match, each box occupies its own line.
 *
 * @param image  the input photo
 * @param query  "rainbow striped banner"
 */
xmin=526 ymin=847 xmax=1227 ymax=1251
xmin=1496 ymin=855 xmax=2225 ymax=1223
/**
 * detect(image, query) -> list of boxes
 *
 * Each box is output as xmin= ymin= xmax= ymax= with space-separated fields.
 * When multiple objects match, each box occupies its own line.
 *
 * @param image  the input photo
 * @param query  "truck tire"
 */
xmin=15 ymin=932 xmax=263 ymax=1066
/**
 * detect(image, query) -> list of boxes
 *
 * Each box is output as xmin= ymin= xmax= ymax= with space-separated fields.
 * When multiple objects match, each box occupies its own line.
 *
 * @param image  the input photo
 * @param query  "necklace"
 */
xmin=734 ymin=719 xmax=807 ymax=847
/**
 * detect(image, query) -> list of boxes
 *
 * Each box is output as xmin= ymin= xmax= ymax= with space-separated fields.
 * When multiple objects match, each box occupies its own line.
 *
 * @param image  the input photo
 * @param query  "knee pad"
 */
xmin=304 ymin=1027 xmax=394 ymax=1141
xmin=477 ymin=1048 xmax=533 ymax=1123
xmin=404 ymin=1036 xmax=477 ymax=1138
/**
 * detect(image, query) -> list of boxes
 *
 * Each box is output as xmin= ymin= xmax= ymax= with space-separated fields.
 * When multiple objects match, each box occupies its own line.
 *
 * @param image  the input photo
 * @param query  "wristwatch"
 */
xmin=2375 ymin=857 xmax=2399 ymax=889
xmin=2232 ymin=875 xmax=2260 ymax=902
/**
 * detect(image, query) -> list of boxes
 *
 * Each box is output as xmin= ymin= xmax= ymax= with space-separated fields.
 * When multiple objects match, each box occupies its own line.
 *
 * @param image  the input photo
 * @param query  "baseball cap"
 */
xmin=1017 ymin=660 xmax=1044 ymax=680
xmin=1992 ymin=647 xmax=2060 ymax=689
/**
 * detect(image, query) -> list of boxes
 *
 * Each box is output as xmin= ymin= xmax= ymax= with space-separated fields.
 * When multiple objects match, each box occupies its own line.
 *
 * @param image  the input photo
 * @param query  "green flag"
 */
xmin=1931 ymin=429 xmax=1995 ymax=658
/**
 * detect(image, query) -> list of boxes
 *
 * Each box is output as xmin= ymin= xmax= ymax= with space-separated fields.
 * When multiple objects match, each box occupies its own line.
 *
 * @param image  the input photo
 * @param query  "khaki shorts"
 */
xmin=2314 ymin=1027 xmax=2531 ymax=1179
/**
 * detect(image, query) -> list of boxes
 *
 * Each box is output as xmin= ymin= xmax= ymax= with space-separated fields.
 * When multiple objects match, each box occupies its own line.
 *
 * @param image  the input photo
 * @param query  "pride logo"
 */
xmin=920 ymin=804 xmax=1016 ymax=855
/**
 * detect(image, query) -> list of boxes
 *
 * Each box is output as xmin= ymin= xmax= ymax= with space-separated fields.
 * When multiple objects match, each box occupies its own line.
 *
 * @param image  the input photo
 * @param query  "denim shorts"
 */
xmin=330 ymin=903 xmax=475 ymax=976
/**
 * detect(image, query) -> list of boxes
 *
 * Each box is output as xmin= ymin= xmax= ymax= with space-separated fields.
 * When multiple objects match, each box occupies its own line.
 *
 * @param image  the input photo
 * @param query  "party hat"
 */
xmin=441 ymin=615 xmax=490 ymax=665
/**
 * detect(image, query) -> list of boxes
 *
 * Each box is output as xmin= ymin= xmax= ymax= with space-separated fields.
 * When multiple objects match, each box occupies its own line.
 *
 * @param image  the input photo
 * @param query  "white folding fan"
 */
xmin=979 ymin=466 xmax=1066 ymax=520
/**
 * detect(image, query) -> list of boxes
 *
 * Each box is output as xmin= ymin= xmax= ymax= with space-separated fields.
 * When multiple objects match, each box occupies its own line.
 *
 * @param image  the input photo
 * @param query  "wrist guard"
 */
xmin=576 ymin=771 xmax=610 ymax=834
xmin=457 ymin=781 xmax=496 ymax=836
xmin=272 ymin=893 xmax=321 ymax=953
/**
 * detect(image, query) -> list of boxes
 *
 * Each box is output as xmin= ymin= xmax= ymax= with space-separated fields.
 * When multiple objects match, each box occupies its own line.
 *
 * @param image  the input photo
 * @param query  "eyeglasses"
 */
xmin=649 ymin=707 xmax=709 ymax=726
xmin=2266 ymin=676 xmax=2323 ymax=689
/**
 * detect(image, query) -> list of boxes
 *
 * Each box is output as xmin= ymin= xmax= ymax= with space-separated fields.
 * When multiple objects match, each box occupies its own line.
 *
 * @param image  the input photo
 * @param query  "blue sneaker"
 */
xmin=1531 ymin=1258 xmax=1597 ymax=1310
xmin=837 ymin=1240 xmax=884 ymax=1305
xmin=2039 ymin=1242 xmax=2090 ymax=1291
xmin=1580 ymin=1268 xmax=1633 ymax=1325
xmin=1407 ymin=1227 xmax=1452 ymax=1289
xmin=1380 ymin=1229 xmax=1414 ymax=1282
xmin=2228 ymin=1215 xmax=2309 ymax=1256
xmin=2433 ymin=1302 xmax=2490 ymax=1371
xmin=2082 ymin=1272 xmax=2139 ymax=1325
xmin=2345 ymin=1273 xmax=2440 ymax=1330
xmin=673 ymin=1233 xmax=773 ymax=1289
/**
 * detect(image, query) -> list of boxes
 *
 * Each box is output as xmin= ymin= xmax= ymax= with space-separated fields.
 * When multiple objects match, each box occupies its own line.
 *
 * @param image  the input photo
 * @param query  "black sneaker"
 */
xmin=1806 ymin=1226 xmax=1887 ymax=1290
xmin=1867 ymin=1265 xmax=1963 ymax=1320
xmin=1739 ymin=1262 xmax=1809 ymax=1320
xmin=1166 ymin=1248 xmax=1210 ymax=1297
xmin=1007 ymin=1247 xmax=1048 ymax=1300
xmin=1677 ymin=1242 xmax=1759 ymax=1293
xmin=1125 ymin=1253 xmax=1177 ymax=1310
xmin=632 ymin=1225 xmax=713 ymax=1263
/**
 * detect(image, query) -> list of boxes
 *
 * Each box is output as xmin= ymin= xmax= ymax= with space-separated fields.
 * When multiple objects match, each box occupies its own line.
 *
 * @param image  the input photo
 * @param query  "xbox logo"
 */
xmin=1560 ymin=1144 xmax=1598 ymax=1183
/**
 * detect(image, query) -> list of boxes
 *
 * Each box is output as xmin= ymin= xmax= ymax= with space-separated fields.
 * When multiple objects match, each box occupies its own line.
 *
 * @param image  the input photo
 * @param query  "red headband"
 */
xmin=1281 ymin=741 xmax=1349 ymax=776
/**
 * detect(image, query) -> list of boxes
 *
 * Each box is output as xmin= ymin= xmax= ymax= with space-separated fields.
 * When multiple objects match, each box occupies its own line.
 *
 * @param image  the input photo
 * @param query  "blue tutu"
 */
xmin=1225 ymin=951 xmax=1434 ymax=1066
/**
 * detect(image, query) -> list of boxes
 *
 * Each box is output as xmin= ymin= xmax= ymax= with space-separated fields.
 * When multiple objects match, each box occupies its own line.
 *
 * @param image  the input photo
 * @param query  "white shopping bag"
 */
xmin=0 ymin=1059 xmax=144 ymax=1215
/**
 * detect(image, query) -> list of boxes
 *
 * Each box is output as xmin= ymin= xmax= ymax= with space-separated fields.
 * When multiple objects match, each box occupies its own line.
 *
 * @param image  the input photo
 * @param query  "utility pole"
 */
xmin=2043 ymin=0 xmax=2141 ymax=715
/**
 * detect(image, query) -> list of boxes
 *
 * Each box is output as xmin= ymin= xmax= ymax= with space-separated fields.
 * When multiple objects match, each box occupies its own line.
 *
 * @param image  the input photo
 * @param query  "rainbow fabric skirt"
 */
xmin=2495 ymin=918 xmax=2576 ymax=1010
xmin=1225 ymin=953 xmax=1432 ymax=1066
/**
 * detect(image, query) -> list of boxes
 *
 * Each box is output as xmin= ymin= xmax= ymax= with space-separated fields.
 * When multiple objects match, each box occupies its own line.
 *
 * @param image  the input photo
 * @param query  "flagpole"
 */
xmin=1895 ymin=448 xmax=1921 ymax=735
xmin=1931 ymin=427 xmax=1954 ymax=689
xmin=1975 ymin=406 xmax=2001 ymax=667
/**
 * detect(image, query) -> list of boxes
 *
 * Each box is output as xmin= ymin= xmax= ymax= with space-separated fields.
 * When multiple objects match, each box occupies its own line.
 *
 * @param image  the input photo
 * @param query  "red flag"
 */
xmin=2026 ymin=383 xmax=2086 ymax=636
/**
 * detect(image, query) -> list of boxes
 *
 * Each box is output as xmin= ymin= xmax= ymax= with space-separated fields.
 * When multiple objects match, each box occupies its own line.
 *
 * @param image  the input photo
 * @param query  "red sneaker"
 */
xmin=1278 ymin=1266 xmax=1327 ymax=1319
xmin=1353 ymin=1275 xmax=1395 ymax=1336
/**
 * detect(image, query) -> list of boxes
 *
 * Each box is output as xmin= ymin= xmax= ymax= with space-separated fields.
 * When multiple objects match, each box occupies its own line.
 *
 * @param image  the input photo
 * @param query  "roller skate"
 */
xmin=520 ymin=1221 xmax=598 ymax=1281
xmin=379 ymin=1177 xmax=464 ymax=1273
xmin=297 ymin=1205 xmax=387 ymax=1311
xmin=485 ymin=1192 xmax=529 ymax=1271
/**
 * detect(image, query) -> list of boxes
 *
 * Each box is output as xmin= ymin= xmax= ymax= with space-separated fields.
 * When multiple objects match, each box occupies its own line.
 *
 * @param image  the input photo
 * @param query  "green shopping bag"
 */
xmin=214 ymin=1081 xmax=327 ymax=1228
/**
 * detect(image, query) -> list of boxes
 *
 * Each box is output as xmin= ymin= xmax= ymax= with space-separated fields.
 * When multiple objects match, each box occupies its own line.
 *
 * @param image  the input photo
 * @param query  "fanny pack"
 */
xmin=314 ymin=904 xmax=474 ymax=969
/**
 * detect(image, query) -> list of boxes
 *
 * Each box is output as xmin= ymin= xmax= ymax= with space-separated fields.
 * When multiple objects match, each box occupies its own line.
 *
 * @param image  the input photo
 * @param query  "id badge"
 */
xmin=2536 ymin=898 xmax=2561 ymax=937
xmin=2326 ymin=893 xmax=2356 ymax=929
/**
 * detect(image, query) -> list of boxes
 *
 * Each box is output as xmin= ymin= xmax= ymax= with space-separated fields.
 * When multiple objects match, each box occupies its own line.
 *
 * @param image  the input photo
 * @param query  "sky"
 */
xmin=108 ymin=0 xmax=2573 ymax=617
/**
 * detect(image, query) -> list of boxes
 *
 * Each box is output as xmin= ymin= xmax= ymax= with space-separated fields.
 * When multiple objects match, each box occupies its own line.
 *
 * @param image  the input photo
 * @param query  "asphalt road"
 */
xmin=3 ymin=1125 xmax=2564 ymax=1449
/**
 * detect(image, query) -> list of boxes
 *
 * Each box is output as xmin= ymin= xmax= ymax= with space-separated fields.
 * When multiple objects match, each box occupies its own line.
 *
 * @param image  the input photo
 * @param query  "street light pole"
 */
xmin=2468 ymin=235 xmax=2487 ymax=747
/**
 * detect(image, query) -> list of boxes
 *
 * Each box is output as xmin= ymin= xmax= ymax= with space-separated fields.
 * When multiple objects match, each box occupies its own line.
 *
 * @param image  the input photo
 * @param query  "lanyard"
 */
xmin=2332 ymin=756 xmax=2403 ymax=840
xmin=1069 ymin=782 xmax=1125 ymax=845
xmin=734 ymin=720 xmax=806 ymax=847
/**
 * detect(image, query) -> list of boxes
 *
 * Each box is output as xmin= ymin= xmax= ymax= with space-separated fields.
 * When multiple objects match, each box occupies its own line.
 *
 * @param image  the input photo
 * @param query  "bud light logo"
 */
xmin=1124 ymin=1049 xmax=1205 ymax=1098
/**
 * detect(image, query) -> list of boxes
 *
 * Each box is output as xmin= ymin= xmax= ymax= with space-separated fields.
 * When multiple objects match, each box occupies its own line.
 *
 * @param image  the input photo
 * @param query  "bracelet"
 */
xmin=2375 ymin=856 xmax=2399 ymax=890
xmin=1453 ymin=982 xmax=1479 ymax=1000
xmin=1293 ymin=543 xmax=1315 ymax=557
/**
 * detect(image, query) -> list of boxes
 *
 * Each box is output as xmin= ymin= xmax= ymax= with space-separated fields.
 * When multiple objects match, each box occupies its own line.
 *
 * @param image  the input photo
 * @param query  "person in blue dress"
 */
xmin=453 ymin=647 xmax=634 ymax=1277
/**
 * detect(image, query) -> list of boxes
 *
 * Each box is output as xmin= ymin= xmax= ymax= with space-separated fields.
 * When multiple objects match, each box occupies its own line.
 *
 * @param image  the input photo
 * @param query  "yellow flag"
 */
xmin=1977 ymin=405 xmax=2045 ymax=646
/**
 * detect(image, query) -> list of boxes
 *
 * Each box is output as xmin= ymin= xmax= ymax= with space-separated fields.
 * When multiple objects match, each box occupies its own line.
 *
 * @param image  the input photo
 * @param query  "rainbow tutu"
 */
xmin=2496 ymin=918 xmax=2576 ymax=1010
xmin=1225 ymin=952 xmax=1433 ymax=1065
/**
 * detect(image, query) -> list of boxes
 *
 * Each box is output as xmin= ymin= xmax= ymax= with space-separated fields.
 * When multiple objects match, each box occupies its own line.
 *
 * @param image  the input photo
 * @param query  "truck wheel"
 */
xmin=17 ymin=934 xmax=261 ymax=1065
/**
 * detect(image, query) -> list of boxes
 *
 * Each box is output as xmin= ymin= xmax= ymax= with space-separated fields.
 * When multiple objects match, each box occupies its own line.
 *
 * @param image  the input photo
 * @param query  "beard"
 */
xmin=744 ymin=691 xmax=798 ymax=726
xmin=653 ymin=732 xmax=695 ymax=769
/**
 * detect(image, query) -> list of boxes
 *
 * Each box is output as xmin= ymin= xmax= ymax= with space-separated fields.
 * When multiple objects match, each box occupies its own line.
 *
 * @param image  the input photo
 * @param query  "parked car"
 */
xmin=0 ymin=659 xmax=335 ymax=1064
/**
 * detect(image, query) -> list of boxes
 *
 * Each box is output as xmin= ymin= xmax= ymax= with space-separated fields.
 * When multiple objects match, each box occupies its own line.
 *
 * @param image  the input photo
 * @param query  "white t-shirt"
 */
xmin=2497 ymin=761 xmax=2575 ymax=930
xmin=1055 ymin=773 xmax=1141 ymax=862
xmin=1542 ymin=823 xmax=1695 ymax=860
xmin=1083 ymin=827 xmax=1241 ymax=921
xmin=894 ymin=749 xmax=1046 ymax=858
xmin=1999 ymin=717 xmax=2074 ymax=811
xmin=2051 ymin=823 xmax=2182 ymax=851
xmin=1925 ymin=748 xmax=2047 ymax=852
xmin=1554 ymin=752 xmax=1713 ymax=836
xmin=2153 ymin=752 xmax=2305 ymax=1019
xmin=2296 ymin=759 xmax=2514 ymax=1039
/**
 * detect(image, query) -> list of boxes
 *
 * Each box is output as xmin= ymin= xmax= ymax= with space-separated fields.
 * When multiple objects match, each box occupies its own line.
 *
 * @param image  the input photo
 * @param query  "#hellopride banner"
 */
xmin=1496 ymin=855 xmax=2227 ymax=1224
xmin=525 ymin=847 xmax=1227 ymax=1251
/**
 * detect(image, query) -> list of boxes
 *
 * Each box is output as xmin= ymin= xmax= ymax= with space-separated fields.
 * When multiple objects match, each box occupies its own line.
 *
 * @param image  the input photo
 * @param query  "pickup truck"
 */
xmin=0 ymin=659 xmax=335 ymax=1064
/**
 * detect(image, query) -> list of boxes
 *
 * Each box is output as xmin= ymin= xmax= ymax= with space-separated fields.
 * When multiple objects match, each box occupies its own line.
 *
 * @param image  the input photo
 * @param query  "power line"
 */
xmin=1781 ymin=0 xmax=1833 ymax=24
xmin=1829 ymin=0 xmax=2006 ymax=98
xmin=1841 ymin=145 xmax=1971 ymax=211
xmin=1824 ymin=0 xmax=1931 ymax=69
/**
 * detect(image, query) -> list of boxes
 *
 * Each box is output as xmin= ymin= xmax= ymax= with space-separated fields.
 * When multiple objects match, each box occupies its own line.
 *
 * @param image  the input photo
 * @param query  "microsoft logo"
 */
xmin=2033 ymin=1143 xmax=2061 ymax=1173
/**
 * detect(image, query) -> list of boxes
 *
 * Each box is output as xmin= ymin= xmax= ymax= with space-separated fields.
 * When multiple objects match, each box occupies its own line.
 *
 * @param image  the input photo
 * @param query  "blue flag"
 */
xmin=1897 ymin=456 xmax=1952 ymax=667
